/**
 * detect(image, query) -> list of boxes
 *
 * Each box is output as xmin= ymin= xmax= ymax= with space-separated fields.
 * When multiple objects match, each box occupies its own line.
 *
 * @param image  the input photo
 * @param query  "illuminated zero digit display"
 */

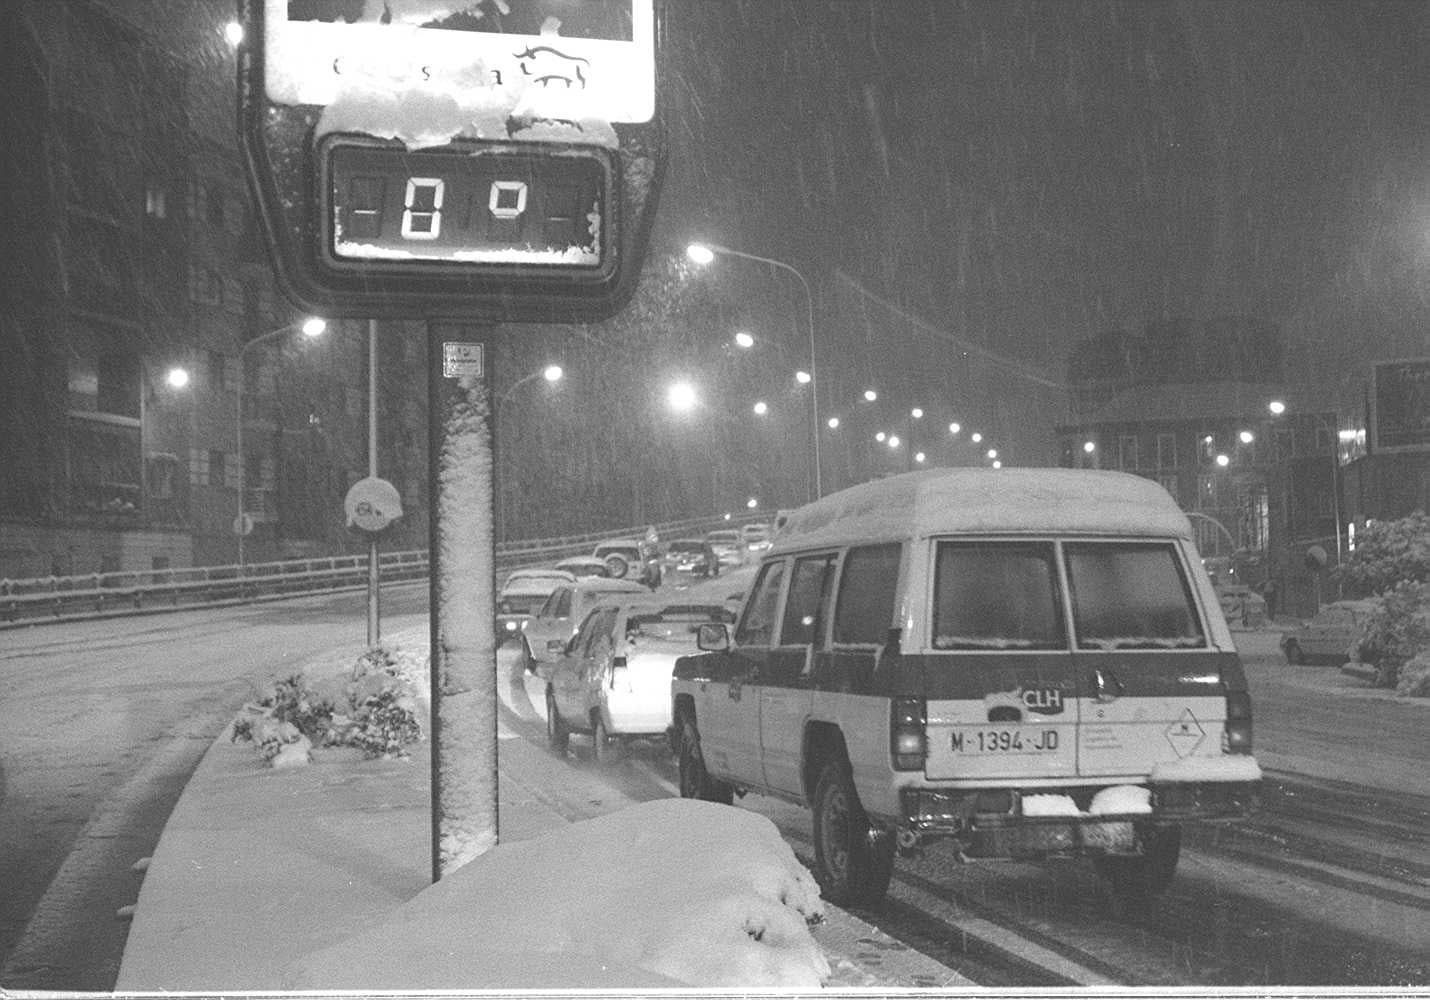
xmin=324 ymin=140 xmax=609 ymax=271
xmin=401 ymin=178 xmax=444 ymax=240
xmin=488 ymin=181 xmax=529 ymax=220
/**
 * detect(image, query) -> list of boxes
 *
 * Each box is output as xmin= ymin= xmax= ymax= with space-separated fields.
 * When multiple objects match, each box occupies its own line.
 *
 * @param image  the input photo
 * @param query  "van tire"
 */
xmin=591 ymin=714 xmax=612 ymax=764
xmin=545 ymin=689 xmax=569 ymax=753
xmin=811 ymin=759 xmax=895 ymax=908
xmin=604 ymin=554 xmax=630 ymax=579
xmin=1095 ymin=824 xmax=1181 ymax=903
xmin=678 ymin=718 xmax=733 ymax=804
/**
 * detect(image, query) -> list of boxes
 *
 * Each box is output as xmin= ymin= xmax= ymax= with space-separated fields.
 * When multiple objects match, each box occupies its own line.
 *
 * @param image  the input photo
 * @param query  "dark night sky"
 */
xmin=649 ymin=1 xmax=1430 ymax=457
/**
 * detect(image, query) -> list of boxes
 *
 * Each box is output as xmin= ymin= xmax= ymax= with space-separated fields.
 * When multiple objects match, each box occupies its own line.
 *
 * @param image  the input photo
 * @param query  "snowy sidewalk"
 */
xmin=115 ymin=705 xmax=967 ymax=990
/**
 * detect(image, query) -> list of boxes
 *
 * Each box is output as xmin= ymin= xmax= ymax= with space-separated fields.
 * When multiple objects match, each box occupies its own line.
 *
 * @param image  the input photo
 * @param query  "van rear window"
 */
xmin=932 ymin=542 xmax=1063 ymax=649
xmin=1064 ymin=543 xmax=1205 ymax=649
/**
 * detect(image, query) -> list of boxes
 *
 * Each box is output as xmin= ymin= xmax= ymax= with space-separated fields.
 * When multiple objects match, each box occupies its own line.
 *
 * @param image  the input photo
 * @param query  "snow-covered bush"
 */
xmin=1398 ymin=652 xmax=1430 ymax=698
xmin=1353 ymin=580 xmax=1430 ymax=690
xmin=232 ymin=643 xmax=426 ymax=765
xmin=1332 ymin=512 xmax=1430 ymax=693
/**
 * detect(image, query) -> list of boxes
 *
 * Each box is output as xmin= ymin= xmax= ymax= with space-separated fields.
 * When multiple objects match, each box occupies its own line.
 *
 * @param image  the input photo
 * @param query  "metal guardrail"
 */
xmin=0 ymin=513 xmax=756 ymax=627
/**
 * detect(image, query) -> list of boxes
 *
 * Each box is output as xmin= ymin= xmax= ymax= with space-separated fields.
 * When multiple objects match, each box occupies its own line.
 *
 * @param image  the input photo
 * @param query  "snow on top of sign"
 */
xmin=317 ymin=87 xmax=620 ymax=149
xmin=774 ymin=468 xmax=1194 ymax=551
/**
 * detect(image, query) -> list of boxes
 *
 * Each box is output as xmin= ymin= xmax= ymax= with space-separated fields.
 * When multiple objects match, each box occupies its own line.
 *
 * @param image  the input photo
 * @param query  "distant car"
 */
xmin=1280 ymin=599 xmax=1379 ymax=665
xmin=495 ymin=568 xmax=575 ymax=644
xmin=1215 ymin=584 xmax=1267 ymax=628
xmin=543 ymin=600 xmax=734 ymax=761
xmin=520 ymin=576 xmax=651 ymax=670
xmin=663 ymin=538 xmax=719 ymax=578
xmin=704 ymin=529 xmax=747 ymax=569
xmin=553 ymin=556 xmax=610 ymax=579
xmin=739 ymin=523 xmax=774 ymax=553
xmin=591 ymin=538 xmax=663 ymax=589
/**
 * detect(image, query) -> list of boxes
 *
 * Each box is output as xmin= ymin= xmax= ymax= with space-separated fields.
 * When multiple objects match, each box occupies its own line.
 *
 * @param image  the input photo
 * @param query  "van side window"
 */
xmin=932 ymin=541 xmax=1063 ymax=649
xmin=1065 ymin=542 xmax=1205 ymax=649
xmin=736 ymin=560 xmax=787 ymax=646
xmin=780 ymin=554 xmax=837 ymax=647
xmin=833 ymin=543 xmax=902 ymax=645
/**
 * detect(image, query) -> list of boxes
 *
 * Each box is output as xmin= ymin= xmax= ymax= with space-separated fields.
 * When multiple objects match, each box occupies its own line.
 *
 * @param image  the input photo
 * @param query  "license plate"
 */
xmin=951 ymin=728 xmax=1061 ymax=754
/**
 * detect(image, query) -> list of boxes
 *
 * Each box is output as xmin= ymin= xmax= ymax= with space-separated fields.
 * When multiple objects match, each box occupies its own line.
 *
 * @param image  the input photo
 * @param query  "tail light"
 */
xmin=1224 ymin=690 xmax=1253 ymax=754
xmin=891 ymin=696 xmax=927 ymax=771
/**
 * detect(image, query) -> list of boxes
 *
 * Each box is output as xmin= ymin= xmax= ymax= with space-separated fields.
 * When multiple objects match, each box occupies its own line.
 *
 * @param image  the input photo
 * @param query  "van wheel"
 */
xmin=545 ymin=689 xmax=568 ymax=753
xmin=1095 ymin=824 xmax=1181 ymax=907
xmin=591 ymin=714 xmax=612 ymax=764
xmin=812 ymin=759 xmax=895 ymax=908
xmin=604 ymin=554 xmax=630 ymax=579
xmin=1282 ymin=640 xmax=1304 ymax=665
xmin=677 ymin=718 xmax=733 ymax=804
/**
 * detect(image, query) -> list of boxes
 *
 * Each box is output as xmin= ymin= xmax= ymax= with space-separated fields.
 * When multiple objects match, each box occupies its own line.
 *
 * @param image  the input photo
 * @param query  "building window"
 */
xmin=190 ymin=263 xmax=222 ymax=306
xmin=1273 ymin=427 xmax=1294 ymax=461
xmin=146 ymin=453 xmax=180 ymax=499
xmin=1118 ymin=434 xmax=1139 ymax=470
xmin=218 ymin=450 xmax=239 ymax=489
xmin=189 ymin=448 xmax=210 ymax=486
xmin=1156 ymin=433 xmax=1177 ymax=469
xmin=1199 ymin=473 xmax=1218 ymax=508
xmin=145 ymin=183 xmax=167 ymax=219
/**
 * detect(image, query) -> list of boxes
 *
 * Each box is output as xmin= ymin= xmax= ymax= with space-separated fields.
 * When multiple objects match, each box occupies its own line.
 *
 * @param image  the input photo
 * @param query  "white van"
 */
xmin=671 ymin=468 xmax=1261 ymax=908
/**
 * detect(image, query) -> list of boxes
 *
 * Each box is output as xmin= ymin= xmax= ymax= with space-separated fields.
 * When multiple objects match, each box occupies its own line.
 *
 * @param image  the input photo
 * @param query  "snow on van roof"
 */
xmin=774 ymin=468 xmax=1192 ymax=550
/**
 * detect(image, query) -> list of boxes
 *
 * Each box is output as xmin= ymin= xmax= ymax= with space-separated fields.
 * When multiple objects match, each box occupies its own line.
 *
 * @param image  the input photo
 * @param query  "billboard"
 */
xmin=1371 ymin=359 xmax=1430 ymax=453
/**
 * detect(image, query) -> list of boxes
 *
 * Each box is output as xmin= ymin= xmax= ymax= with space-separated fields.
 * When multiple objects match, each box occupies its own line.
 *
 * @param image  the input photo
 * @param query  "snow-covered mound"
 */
xmin=284 ymin=798 xmax=830 ymax=989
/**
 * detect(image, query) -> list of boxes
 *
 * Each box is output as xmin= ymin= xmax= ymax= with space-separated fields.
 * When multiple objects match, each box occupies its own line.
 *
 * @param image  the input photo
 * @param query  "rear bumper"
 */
xmin=897 ymin=780 xmax=1259 ymax=858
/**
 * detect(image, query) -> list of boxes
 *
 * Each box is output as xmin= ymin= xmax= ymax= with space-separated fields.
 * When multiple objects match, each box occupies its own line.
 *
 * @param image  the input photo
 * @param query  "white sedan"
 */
xmin=542 ymin=601 xmax=733 ymax=761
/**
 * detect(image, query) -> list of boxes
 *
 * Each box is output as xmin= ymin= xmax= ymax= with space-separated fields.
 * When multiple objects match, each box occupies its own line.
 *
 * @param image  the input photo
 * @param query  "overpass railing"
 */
xmin=0 ymin=513 xmax=751 ymax=627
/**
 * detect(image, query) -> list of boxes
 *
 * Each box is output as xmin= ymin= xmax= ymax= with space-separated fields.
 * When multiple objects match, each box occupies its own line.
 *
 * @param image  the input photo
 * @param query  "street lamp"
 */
xmin=667 ymin=380 xmax=698 ymax=413
xmin=1267 ymin=399 xmax=1344 ymax=568
xmin=236 ymin=317 xmax=325 ymax=569
xmin=497 ymin=363 xmax=564 ymax=408
xmin=496 ymin=364 xmax=565 ymax=542
xmin=687 ymin=241 xmax=821 ymax=500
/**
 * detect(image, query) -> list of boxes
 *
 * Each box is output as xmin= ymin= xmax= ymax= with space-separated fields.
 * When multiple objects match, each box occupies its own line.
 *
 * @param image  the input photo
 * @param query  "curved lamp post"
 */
xmin=236 ymin=317 xmax=325 ymax=569
xmin=688 ymin=242 xmax=821 ymax=501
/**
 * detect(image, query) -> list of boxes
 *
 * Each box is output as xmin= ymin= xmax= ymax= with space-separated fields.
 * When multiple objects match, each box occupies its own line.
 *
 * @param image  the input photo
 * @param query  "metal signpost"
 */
xmin=237 ymin=0 xmax=666 ymax=879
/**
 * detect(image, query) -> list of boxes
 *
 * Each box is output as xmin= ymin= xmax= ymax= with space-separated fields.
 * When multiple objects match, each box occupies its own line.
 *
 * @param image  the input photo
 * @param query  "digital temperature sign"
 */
xmin=322 ymin=137 xmax=612 ymax=278
xmin=237 ymin=0 xmax=665 ymax=321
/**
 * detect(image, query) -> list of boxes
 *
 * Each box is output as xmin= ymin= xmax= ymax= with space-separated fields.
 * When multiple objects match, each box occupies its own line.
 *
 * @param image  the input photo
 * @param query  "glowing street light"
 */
xmin=826 ymin=416 xmax=840 ymax=430
xmin=746 ymin=497 xmax=759 ymax=509
xmin=1239 ymin=430 xmax=1255 ymax=444
xmin=687 ymin=240 xmax=821 ymax=499
xmin=667 ymin=380 xmax=698 ymax=412
xmin=948 ymin=422 xmax=961 ymax=435
xmin=1268 ymin=400 xmax=1287 ymax=416
xmin=875 ymin=431 xmax=887 ymax=443
xmin=1083 ymin=440 xmax=1096 ymax=453
xmin=863 ymin=389 xmax=878 ymax=403
xmin=987 ymin=448 xmax=998 ymax=460
xmin=236 ymin=317 xmax=325 ymax=567
xmin=224 ymin=20 xmax=244 ymax=45
xmin=734 ymin=331 xmax=755 ymax=349
xmin=971 ymin=432 xmax=983 ymax=444
xmin=795 ymin=370 xmax=812 ymax=385
xmin=165 ymin=366 xmax=191 ymax=389
xmin=914 ymin=451 xmax=926 ymax=464
xmin=1216 ymin=453 xmax=1231 ymax=468
xmin=888 ymin=435 xmax=901 ymax=449
xmin=910 ymin=407 xmax=924 ymax=419
xmin=753 ymin=401 xmax=769 ymax=416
